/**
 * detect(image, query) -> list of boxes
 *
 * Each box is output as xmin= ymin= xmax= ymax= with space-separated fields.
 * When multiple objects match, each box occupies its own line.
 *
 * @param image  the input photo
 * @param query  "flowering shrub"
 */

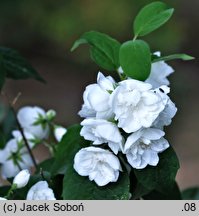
xmin=0 ymin=2 xmax=196 ymax=200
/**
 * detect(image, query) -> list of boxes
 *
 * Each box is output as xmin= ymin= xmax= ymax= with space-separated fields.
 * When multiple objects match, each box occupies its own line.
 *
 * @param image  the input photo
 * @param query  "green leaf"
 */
xmin=152 ymin=54 xmax=195 ymax=63
xmin=63 ymin=164 xmax=130 ymax=200
xmin=134 ymin=147 xmax=180 ymax=193
xmin=0 ymin=47 xmax=45 ymax=83
xmin=182 ymin=187 xmax=199 ymax=200
xmin=143 ymin=182 xmax=182 ymax=200
xmin=119 ymin=40 xmax=151 ymax=81
xmin=134 ymin=1 xmax=174 ymax=37
xmin=51 ymin=124 xmax=90 ymax=175
xmin=0 ymin=107 xmax=16 ymax=142
xmin=0 ymin=54 xmax=6 ymax=91
xmin=71 ymin=31 xmax=121 ymax=71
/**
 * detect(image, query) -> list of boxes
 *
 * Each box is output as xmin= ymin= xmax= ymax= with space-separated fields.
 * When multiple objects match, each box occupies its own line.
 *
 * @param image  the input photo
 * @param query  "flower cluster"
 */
xmin=74 ymin=59 xmax=177 ymax=186
xmin=0 ymin=106 xmax=67 ymax=179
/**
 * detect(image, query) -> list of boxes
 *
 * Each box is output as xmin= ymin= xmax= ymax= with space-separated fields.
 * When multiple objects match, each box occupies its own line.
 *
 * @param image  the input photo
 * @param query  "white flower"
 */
xmin=80 ymin=118 xmax=124 ymax=154
xmin=17 ymin=106 xmax=49 ymax=140
xmin=152 ymin=86 xmax=177 ymax=129
xmin=110 ymin=79 xmax=166 ymax=133
xmin=54 ymin=126 xmax=67 ymax=142
xmin=74 ymin=147 xmax=122 ymax=186
xmin=0 ymin=197 xmax=7 ymax=200
xmin=145 ymin=52 xmax=174 ymax=88
xmin=123 ymin=128 xmax=169 ymax=169
xmin=13 ymin=169 xmax=30 ymax=188
xmin=26 ymin=181 xmax=56 ymax=200
xmin=0 ymin=131 xmax=34 ymax=179
xmin=78 ymin=72 xmax=115 ymax=120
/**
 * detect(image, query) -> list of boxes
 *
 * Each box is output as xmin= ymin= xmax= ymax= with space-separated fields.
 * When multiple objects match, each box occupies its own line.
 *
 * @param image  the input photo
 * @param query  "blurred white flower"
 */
xmin=110 ymin=79 xmax=166 ymax=133
xmin=123 ymin=128 xmax=169 ymax=169
xmin=13 ymin=169 xmax=30 ymax=188
xmin=78 ymin=72 xmax=115 ymax=120
xmin=26 ymin=181 xmax=56 ymax=200
xmin=0 ymin=197 xmax=7 ymax=200
xmin=145 ymin=52 xmax=174 ymax=88
xmin=54 ymin=126 xmax=67 ymax=142
xmin=152 ymin=86 xmax=177 ymax=129
xmin=74 ymin=147 xmax=122 ymax=186
xmin=17 ymin=106 xmax=49 ymax=140
xmin=80 ymin=118 xmax=124 ymax=154
xmin=0 ymin=130 xmax=34 ymax=179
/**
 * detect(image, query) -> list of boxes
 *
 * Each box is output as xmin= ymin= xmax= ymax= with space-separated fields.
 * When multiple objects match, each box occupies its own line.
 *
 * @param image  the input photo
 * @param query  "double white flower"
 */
xmin=26 ymin=181 xmax=56 ymax=200
xmin=123 ymin=128 xmax=169 ymax=169
xmin=80 ymin=118 xmax=124 ymax=154
xmin=74 ymin=147 xmax=122 ymax=186
xmin=78 ymin=72 xmax=115 ymax=120
xmin=110 ymin=80 xmax=166 ymax=133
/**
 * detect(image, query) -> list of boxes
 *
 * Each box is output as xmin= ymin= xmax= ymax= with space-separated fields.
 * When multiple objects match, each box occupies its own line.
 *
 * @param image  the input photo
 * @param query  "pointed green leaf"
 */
xmin=119 ymin=40 xmax=151 ymax=81
xmin=71 ymin=31 xmax=121 ymax=71
xmin=134 ymin=2 xmax=174 ymax=37
xmin=152 ymin=54 xmax=195 ymax=63
xmin=63 ymin=164 xmax=130 ymax=200
xmin=0 ymin=47 xmax=45 ymax=83
xmin=134 ymin=147 xmax=180 ymax=193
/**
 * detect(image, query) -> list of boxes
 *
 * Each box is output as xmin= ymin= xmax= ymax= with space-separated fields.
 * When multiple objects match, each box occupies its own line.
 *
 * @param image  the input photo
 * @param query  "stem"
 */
xmin=5 ymin=184 xmax=17 ymax=199
xmin=11 ymin=107 xmax=38 ymax=170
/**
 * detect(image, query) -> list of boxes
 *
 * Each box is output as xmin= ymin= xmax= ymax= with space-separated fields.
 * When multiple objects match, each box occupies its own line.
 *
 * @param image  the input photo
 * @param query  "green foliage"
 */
xmin=0 ymin=47 xmax=45 ymax=84
xmin=119 ymin=40 xmax=151 ymax=81
xmin=63 ymin=164 xmax=130 ymax=200
xmin=152 ymin=53 xmax=195 ymax=63
xmin=0 ymin=106 xmax=16 ymax=150
xmin=134 ymin=147 xmax=180 ymax=193
xmin=71 ymin=31 xmax=121 ymax=71
xmin=51 ymin=124 xmax=90 ymax=175
xmin=133 ymin=1 xmax=174 ymax=37
xmin=182 ymin=187 xmax=199 ymax=200
xmin=143 ymin=182 xmax=182 ymax=200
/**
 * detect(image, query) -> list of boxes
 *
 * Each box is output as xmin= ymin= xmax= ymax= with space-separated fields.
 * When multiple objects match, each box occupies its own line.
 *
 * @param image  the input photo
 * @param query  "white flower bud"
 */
xmin=46 ymin=109 xmax=56 ymax=121
xmin=54 ymin=126 xmax=67 ymax=142
xmin=13 ymin=169 xmax=30 ymax=188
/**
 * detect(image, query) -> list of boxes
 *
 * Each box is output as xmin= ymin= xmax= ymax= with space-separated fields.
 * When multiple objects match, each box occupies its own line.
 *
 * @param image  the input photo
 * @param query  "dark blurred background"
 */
xmin=0 ymin=0 xmax=198 ymax=189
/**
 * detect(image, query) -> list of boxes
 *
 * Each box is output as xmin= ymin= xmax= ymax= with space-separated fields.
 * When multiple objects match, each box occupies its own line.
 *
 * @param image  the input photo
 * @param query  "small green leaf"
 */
xmin=134 ymin=1 xmax=174 ymax=37
xmin=0 ymin=55 xmax=6 ymax=91
xmin=63 ymin=164 xmax=130 ymax=200
xmin=0 ymin=47 xmax=45 ymax=83
xmin=51 ymin=124 xmax=90 ymax=175
xmin=119 ymin=40 xmax=151 ymax=81
xmin=152 ymin=54 xmax=195 ymax=63
xmin=134 ymin=147 xmax=180 ymax=193
xmin=71 ymin=31 xmax=121 ymax=71
xmin=182 ymin=187 xmax=199 ymax=200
